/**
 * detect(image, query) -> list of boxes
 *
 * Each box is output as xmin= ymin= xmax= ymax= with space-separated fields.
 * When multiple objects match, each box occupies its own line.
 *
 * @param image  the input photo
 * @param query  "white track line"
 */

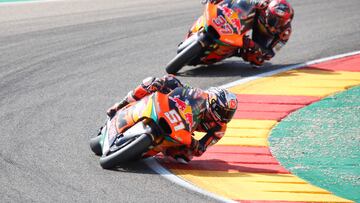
xmin=146 ymin=50 xmax=360 ymax=202
xmin=220 ymin=50 xmax=360 ymax=89
xmin=144 ymin=158 xmax=238 ymax=203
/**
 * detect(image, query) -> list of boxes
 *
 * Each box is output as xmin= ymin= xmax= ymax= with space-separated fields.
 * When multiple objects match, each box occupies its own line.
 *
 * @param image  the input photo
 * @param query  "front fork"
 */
xmin=177 ymin=31 xmax=214 ymax=55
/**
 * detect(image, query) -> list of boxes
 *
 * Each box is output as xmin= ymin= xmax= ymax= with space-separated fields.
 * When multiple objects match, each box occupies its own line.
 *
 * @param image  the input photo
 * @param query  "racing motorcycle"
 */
xmin=165 ymin=0 xmax=248 ymax=74
xmin=90 ymin=87 xmax=202 ymax=169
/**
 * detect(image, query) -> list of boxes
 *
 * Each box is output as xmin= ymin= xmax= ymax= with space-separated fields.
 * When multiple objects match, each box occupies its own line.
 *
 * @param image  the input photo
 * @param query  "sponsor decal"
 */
xmin=164 ymin=109 xmax=185 ymax=131
xmin=170 ymin=96 xmax=187 ymax=111
xmin=219 ymin=4 xmax=242 ymax=33
xmin=185 ymin=113 xmax=193 ymax=128
xmin=108 ymin=118 xmax=118 ymax=142
xmin=229 ymin=99 xmax=237 ymax=109
xmin=169 ymin=96 xmax=194 ymax=130
xmin=213 ymin=15 xmax=233 ymax=35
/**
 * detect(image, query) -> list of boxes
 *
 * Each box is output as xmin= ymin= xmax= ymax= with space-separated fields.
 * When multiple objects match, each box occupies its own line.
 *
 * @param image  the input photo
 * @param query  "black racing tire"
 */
xmin=99 ymin=134 xmax=153 ymax=169
xmin=165 ymin=41 xmax=204 ymax=74
xmin=90 ymin=135 xmax=102 ymax=156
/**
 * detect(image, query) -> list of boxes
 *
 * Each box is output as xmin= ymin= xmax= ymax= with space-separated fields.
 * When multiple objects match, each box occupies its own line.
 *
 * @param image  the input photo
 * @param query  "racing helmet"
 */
xmin=258 ymin=0 xmax=294 ymax=34
xmin=206 ymin=87 xmax=238 ymax=123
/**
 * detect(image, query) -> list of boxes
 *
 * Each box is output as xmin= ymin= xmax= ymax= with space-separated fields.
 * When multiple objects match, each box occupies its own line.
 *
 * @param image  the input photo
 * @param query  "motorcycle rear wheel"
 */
xmin=165 ymin=40 xmax=203 ymax=74
xmin=99 ymin=134 xmax=153 ymax=169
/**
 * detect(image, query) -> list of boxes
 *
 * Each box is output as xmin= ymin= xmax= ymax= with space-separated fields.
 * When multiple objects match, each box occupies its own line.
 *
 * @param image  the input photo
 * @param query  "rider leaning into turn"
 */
xmin=208 ymin=0 xmax=294 ymax=66
xmin=107 ymin=75 xmax=238 ymax=163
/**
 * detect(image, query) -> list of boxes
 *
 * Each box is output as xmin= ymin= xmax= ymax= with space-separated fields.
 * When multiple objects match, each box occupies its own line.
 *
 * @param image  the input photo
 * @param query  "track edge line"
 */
xmin=220 ymin=50 xmax=360 ymax=89
xmin=144 ymin=158 xmax=238 ymax=203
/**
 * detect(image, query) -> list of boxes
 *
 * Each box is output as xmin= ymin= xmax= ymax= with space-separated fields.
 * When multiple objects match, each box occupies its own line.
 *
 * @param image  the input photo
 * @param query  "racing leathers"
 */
xmin=107 ymin=75 xmax=227 ymax=163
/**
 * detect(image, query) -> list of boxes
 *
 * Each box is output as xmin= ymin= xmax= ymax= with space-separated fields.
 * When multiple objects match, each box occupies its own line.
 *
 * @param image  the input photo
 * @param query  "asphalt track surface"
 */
xmin=0 ymin=0 xmax=360 ymax=202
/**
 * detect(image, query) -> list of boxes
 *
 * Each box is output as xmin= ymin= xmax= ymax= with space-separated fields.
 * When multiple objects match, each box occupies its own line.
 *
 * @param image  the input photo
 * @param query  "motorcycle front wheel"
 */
xmin=165 ymin=40 xmax=204 ymax=74
xmin=99 ymin=134 xmax=153 ymax=169
xmin=90 ymin=135 xmax=102 ymax=156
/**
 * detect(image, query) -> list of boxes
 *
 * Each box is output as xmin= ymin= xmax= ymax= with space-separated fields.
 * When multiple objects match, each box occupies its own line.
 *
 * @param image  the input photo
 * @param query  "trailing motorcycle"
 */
xmin=165 ymin=0 xmax=248 ymax=74
xmin=90 ymin=87 xmax=203 ymax=169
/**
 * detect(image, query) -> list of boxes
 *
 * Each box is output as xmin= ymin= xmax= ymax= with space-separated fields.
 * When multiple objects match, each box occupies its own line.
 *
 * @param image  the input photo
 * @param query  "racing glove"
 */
xmin=106 ymin=100 xmax=129 ymax=118
xmin=190 ymin=138 xmax=206 ymax=157
xmin=238 ymin=36 xmax=275 ymax=66
xmin=142 ymin=77 xmax=164 ymax=93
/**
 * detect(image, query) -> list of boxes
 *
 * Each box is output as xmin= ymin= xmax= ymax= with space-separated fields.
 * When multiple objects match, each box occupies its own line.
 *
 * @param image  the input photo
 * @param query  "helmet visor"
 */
xmin=266 ymin=13 xmax=281 ymax=33
xmin=211 ymin=102 xmax=236 ymax=123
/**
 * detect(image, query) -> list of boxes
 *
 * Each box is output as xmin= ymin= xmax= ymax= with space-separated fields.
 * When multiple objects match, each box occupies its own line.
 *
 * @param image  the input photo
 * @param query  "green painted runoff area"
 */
xmin=270 ymin=86 xmax=360 ymax=202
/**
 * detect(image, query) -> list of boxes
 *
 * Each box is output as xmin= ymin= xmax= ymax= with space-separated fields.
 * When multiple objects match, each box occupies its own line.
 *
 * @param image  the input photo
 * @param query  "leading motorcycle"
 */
xmin=165 ymin=0 xmax=248 ymax=74
xmin=90 ymin=87 xmax=202 ymax=169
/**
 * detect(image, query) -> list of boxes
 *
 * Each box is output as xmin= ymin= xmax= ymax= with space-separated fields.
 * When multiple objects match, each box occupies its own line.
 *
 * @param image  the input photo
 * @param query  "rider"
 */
xmin=107 ymin=75 xmax=238 ymax=163
xmin=207 ymin=0 xmax=294 ymax=66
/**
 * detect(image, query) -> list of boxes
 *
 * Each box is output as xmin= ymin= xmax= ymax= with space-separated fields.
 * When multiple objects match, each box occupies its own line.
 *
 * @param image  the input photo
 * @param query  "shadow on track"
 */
xmin=176 ymin=60 xmax=343 ymax=79
xmin=158 ymin=157 xmax=286 ymax=177
xmin=104 ymin=159 xmax=158 ymax=174
xmin=176 ymin=60 xmax=298 ymax=78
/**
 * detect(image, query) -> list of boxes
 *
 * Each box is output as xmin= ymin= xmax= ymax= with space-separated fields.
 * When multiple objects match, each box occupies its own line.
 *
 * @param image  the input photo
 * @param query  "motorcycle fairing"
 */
xmin=186 ymin=0 xmax=249 ymax=63
xmin=101 ymin=90 xmax=196 ymax=155
xmin=122 ymin=93 xmax=192 ymax=146
xmin=100 ymin=95 xmax=156 ymax=155
xmin=205 ymin=0 xmax=245 ymax=47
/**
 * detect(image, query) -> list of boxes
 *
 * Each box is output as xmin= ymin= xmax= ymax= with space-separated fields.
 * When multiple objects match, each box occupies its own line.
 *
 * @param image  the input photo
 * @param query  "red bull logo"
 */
xmin=220 ymin=4 xmax=241 ymax=33
xmin=169 ymin=96 xmax=194 ymax=129
xmin=170 ymin=96 xmax=187 ymax=111
xmin=185 ymin=113 xmax=193 ymax=128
